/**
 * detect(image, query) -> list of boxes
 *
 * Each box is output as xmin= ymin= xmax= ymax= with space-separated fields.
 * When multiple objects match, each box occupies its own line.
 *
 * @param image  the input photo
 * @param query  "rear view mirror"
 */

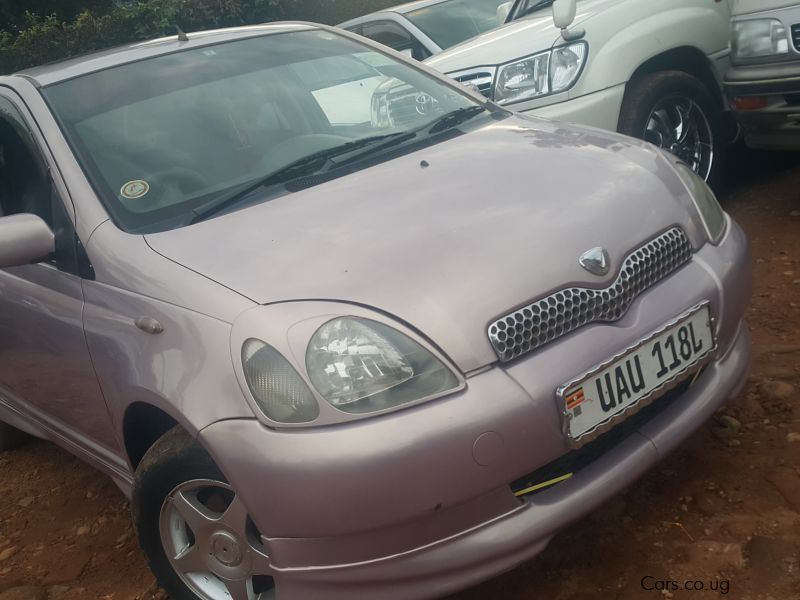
xmin=0 ymin=214 xmax=55 ymax=269
xmin=497 ymin=1 xmax=513 ymax=24
xmin=552 ymin=0 xmax=577 ymax=29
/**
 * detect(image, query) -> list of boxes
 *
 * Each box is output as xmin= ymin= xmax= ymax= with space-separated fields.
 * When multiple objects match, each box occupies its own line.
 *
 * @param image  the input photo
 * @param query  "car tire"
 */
xmin=618 ymin=70 xmax=725 ymax=189
xmin=132 ymin=426 xmax=276 ymax=600
xmin=0 ymin=421 xmax=31 ymax=451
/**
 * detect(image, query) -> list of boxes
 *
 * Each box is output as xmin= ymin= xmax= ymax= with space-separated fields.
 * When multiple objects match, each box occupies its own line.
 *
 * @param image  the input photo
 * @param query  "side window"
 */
xmin=0 ymin=96 xmax=83 ymax=276
xmin=0 ymin=98 xmax=52 ymax=226
xmin=361 ymin=21 xmax=431 ymax=61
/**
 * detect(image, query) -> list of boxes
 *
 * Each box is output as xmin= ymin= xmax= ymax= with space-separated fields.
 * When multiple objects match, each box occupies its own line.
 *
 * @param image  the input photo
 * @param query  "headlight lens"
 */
xmin=242 ymin=339 xmax=319 ymax=423
xmin=306 ymin=317 xmax=459 ymax=414
xmin=732 ymin=19 xmax=789 ymax=60
xmin=494 ymin=42 xmax=587 ymax=105
xmin=674 ymin=163 xmax=726 ymax=244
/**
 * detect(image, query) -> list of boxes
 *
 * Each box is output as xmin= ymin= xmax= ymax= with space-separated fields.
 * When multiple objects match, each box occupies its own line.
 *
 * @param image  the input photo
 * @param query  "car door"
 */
xmin=0 ymin=92 xmax=121 ymax=460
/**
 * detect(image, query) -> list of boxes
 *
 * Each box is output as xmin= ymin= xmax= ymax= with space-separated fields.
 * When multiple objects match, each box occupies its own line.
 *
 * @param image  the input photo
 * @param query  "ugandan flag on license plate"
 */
xmin=565 ymin=388 xmax=585 ymax=413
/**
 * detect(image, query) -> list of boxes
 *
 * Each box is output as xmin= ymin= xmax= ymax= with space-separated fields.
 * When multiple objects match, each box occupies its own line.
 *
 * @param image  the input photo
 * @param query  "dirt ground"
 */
xmin=2 ymin=147 xmax=800 ymax=600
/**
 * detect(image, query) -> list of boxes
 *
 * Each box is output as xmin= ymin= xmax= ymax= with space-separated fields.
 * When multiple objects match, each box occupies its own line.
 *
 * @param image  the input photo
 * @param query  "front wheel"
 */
xmin=132 ymin=427 xmax=276 ymax=600
xmin=618 ymin=71 xmax=724 ymax=188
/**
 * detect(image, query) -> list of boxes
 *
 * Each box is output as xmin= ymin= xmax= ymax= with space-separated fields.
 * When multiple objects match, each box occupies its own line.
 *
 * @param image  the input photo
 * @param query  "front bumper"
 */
xmin=199 ymin=219 xmax=751 ymax=600
xmin=725 ymin=62 xmax=800 ymax=150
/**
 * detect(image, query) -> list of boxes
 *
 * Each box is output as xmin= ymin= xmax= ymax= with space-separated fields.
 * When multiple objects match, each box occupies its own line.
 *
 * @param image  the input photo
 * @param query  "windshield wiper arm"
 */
xmin=425 ymin=105 xmax=488 ymax=135
xmin=189 ymin=132 xmax=412 ymax=224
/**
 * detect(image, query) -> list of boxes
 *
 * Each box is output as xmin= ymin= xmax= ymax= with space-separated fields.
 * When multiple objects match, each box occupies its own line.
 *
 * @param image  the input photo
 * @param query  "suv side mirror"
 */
xmin=497 ymin=1 xmax=513 ymax=24
xmin=552 ymin=0 xmax=577 ymax=29
xmin=0 ymin=214 xmax=55 ymax=269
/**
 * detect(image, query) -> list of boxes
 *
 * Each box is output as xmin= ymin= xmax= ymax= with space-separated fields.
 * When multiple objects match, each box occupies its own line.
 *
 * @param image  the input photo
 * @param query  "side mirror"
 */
xmin=0 ymin=214 xmax=55 ymax=269
xmin=552 ymin=0 xmax=577 ymax=29
xmin=497 ymin=1 xmax=513 ymax=24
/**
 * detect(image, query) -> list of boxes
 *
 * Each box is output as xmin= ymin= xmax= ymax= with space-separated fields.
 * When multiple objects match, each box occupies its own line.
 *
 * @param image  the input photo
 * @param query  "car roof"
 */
xmin=389 ymin=0 xmax=451 ymax=14
xmin=339 ymin=0 xmax=448 ymax=25
xmin=15 ymin=22 xmax=316 ymax=87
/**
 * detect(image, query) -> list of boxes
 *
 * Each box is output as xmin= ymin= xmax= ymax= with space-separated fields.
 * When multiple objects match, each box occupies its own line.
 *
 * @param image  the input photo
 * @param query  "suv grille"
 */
xmin=793 ymin=24 xmax=800 ymax=51
xmin=451 ymin=69 xmax=495 ymax=98
xmin=488 ymin=227 xmax=693 ymax=362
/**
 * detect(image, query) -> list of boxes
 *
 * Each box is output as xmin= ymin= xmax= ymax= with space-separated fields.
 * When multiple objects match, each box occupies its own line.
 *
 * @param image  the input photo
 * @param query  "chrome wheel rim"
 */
xmin=159 ymin=479 xmax=275 ymax=600
xmin=644 ymin=96 xmax=714 ymax=181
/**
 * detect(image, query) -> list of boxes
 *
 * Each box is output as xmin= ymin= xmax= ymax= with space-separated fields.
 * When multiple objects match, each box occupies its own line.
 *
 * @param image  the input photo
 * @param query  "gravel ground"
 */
xmin=1 ymin=146 xmax=800 ymax=600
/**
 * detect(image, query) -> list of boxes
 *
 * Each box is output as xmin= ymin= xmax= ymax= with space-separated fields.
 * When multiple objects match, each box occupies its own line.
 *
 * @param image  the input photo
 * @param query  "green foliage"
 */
xmin=0 ymin=0 xmax=396 ymax=75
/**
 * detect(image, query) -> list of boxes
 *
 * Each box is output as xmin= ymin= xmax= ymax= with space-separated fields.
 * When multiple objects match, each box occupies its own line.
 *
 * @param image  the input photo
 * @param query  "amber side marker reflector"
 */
xmin=730 ymin=96 xmax=768 ymax=110
xmin=513 ymin=472 xmax=574 ymax=497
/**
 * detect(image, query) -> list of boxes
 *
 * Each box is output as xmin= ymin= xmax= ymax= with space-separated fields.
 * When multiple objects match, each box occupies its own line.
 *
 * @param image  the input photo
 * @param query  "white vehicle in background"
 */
xmin=725 ymin=0 xmax=800 ymax=150
xmin=424 ymin=0 xmax=736 ymax=185
xmin=338 ymin=0 xmax=511 ymax=60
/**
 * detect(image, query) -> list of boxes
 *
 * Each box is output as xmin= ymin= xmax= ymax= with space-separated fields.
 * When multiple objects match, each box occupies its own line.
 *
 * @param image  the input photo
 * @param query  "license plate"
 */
xmin=558 ymin=303 xmax=715 ymax=446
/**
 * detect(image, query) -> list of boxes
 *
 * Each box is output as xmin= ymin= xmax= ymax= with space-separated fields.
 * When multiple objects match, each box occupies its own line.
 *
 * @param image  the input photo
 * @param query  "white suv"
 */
xmin=425 ymin=0 xmax=735 ymax=185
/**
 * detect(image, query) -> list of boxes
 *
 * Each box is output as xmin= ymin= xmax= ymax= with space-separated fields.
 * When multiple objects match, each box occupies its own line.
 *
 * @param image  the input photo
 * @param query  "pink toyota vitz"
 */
xmin=0 ymin=22 xmax=751 ymax=600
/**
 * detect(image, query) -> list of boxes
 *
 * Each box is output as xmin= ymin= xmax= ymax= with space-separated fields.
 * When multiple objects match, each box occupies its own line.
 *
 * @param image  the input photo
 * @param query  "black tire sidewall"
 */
xmin=618 ymin=71 xmax=725 ymax=189
xmin=132 ymin=427 xmax=227 ymax=600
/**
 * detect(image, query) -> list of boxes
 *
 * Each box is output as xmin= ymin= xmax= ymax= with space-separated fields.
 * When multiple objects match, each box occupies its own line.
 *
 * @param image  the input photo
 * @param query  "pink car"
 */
xmin=0 ymin=23 xmax=750 ymax=600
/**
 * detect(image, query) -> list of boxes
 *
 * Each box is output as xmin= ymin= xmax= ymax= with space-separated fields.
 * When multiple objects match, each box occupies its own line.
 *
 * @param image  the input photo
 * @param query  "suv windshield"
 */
xmin=406 ymin=0 xmax=509 ymax=49
xmin=43 ymin=28 xmax=483 ymax=232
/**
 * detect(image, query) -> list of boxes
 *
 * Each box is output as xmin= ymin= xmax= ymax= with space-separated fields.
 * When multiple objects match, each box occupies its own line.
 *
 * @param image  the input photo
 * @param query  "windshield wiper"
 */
xmin=519 ymin=0 xmax=554 ymax=18
xmin=189 ymin=132 xmax=412 ymax=224
xmin=425 ymin=105 xmax=487 ymax=135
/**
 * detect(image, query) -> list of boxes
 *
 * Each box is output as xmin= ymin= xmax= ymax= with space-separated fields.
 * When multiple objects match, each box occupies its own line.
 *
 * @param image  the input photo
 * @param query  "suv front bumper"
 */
xmin=725 ymin=62 xmax=800 ymax=150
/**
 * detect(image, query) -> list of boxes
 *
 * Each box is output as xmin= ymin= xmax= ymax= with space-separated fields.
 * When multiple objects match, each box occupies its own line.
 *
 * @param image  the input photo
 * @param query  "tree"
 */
xmin=0 ymin=0 xmax=115 ymax=34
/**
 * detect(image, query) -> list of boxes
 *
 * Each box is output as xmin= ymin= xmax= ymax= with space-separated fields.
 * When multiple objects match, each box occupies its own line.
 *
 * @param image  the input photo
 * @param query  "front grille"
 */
xmin=453 ymin=71 xmax=494 ymax=98
xmin=488 ymin=227 xmax=693 ymax=362
xmin=510 ymin=377 xmax=692 ymax=498
xmin=792 ymin=24 xmax=800 ymax=51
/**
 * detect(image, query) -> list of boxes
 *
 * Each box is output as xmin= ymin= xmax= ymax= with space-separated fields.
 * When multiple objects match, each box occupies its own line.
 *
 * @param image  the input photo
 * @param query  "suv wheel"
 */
xmin=133 ymin=427 xmax=276 ymax=600
xmin=618 ymin=70 xmax=724 ymax=188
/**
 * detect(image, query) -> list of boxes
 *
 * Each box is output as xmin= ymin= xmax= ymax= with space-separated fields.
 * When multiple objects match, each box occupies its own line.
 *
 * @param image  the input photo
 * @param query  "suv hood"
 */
xmin=425 ymin=0 xmax=624 ymax=73
xmin=145 ymin=115 xmax=703 ymax=372
xmin=734 ymin=0 xmax=797 ymax=15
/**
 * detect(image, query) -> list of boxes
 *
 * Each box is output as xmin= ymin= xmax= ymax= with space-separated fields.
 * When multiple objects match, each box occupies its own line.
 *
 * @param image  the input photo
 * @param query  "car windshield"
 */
xmin=42 ymin=28 xmax=482 ymax=232
xmin=405 ymin=0 xmax=509 ymax=49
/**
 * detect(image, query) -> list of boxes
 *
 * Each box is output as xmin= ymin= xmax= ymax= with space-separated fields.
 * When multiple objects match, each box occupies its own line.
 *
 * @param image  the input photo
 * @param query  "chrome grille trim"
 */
xmin=450 ymin=66 xmax=496 ymax=98
xmin=488 ymin=227 xmax=693 ymax=362
xmin=792 ymin=24 xmax=800 ymax=51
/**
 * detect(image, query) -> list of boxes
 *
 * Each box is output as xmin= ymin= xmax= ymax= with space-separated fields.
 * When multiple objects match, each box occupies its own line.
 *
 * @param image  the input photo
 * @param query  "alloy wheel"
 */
xmin=644 ymin=96 xmax=714 ymax=182
xmin=159 ymin=479 xmax=276 ymax=600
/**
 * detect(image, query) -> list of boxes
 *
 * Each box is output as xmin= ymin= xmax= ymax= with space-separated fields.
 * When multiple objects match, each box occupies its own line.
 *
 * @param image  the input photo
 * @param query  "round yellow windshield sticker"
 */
xmin=121 ymin=180 xmax=149 ymax=199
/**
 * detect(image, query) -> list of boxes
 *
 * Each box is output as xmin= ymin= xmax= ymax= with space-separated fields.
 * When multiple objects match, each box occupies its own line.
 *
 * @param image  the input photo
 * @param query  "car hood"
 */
xmin=145 ymin=115 xmax=703 ymax=372
xmin=425 ymin=0 xmax=624 ymax=73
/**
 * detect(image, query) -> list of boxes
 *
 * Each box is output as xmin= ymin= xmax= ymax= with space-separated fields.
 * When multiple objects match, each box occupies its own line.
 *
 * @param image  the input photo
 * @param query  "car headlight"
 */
xmin=242 ymin=339 xmax=320 ymax=423
xmin=306 ymin=317 xmax=460 ymax=414
xmin=494 ymin=42 xmax=587 ymax=105
xmin=674 ymin=163 xmax=726 ymax=244
xmin=732 ymin=19 xmax=789 ymax=61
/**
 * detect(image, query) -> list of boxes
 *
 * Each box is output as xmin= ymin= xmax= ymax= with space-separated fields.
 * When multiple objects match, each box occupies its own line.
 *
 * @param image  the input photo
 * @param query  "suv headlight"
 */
xmin=732 ymin=19 xmax=789 ymax=61
xmin=674 ymin=163 xmax=726 ymax=244
xmin=306 ymin=317 xmax=459 ymax=414
xmin=494 ymin=42 xmax=587 ymax=105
